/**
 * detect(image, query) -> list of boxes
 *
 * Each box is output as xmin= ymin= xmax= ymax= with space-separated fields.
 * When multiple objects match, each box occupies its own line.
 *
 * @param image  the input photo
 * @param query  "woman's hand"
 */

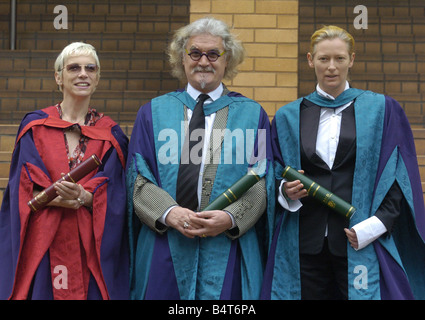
xmin=282 ymin=170 xmax=308 ymax=201
xmin=344 ymin=228 xmax=359 ymax=249
xmin=283 ymin=182 xmax=308 ymax=201
xmin=46 ymin=179 xmax=92 ymax=210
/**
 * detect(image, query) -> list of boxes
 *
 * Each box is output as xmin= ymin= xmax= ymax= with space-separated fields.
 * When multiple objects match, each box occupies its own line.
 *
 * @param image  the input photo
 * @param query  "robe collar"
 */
xmin=171 ymin=84 xmax=233 ymax=116
xmin=304 ymin=87 xmax=365 ymax=108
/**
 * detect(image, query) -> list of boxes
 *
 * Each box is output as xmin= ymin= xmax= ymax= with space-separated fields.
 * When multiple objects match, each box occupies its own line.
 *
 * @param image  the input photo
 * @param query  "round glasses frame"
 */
xmin=185 ymin=49 xmax=226 ymax=62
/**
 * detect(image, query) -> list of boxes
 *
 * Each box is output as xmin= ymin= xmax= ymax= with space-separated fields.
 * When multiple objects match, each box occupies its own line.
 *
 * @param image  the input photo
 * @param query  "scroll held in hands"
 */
xmin=27 ymin=154 xmax=102 ymax=212
xmin=202 ymin=170 xmax=261 ymax=211
xmin=282 ymin=166 xmax=356 ymax=219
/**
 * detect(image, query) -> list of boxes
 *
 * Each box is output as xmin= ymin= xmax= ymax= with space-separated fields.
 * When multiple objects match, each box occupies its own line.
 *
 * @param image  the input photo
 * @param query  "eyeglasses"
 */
xmin=185 ymin=49 xmax=226 ymax=62
xmin=63 ymin=63 xmax=98 ymax=74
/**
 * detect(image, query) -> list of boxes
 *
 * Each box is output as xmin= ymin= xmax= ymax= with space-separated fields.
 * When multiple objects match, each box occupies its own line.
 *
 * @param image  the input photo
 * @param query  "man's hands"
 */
xmin=166 ymin=207 xmax=232 ymax=239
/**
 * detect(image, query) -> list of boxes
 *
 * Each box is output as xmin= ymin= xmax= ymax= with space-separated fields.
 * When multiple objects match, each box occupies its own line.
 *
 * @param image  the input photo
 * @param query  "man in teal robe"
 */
xmin=126 ymin=17 xmax=274 ymax=300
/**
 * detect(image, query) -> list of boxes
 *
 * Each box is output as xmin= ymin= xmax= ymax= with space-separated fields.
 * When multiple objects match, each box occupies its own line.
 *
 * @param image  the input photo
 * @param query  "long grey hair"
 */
xmin=167 ymin=17 xmax=245 ymax=82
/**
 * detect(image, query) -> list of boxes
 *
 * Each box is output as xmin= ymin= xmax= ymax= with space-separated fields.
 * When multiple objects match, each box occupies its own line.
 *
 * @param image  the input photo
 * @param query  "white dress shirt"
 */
xmin=315 ymin=84 xmax=352 ymax=169
xmin=278 ymin=82 xmax=387 ymax=250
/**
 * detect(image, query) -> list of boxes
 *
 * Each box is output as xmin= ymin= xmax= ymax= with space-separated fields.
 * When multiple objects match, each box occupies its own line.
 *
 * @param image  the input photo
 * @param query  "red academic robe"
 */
xmin=1 ymin=106 xmax=129 ymax=300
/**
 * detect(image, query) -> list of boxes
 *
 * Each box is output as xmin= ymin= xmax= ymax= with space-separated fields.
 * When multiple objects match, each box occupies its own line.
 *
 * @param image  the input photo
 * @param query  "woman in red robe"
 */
xmin=0 ymin=42 xmax=129 ymax=300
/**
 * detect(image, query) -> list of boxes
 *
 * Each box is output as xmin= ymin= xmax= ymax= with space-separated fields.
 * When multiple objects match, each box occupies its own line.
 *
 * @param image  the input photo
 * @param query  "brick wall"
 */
xmin=0 ymin=0 xmax=190 ymax=124
xmin=190 ymin=0 xmax=299 ymax=119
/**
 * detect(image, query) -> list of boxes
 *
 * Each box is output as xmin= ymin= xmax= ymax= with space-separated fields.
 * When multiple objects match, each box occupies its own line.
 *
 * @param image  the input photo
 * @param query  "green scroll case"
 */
xmin=282 ymin=166 xmax=356 ymax=219
xmin=203 ymin=170 xmax=260 ymax=211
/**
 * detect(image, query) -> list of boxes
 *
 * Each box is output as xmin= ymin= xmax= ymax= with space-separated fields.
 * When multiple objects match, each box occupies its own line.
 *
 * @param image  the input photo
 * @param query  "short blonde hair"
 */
xmin=167 ymin=17 xmax=245 ymax=82
xmin=310 ymin=25 xmax=355 ymax=56
xmin=54 ymin=42 xmax=100 ymax=91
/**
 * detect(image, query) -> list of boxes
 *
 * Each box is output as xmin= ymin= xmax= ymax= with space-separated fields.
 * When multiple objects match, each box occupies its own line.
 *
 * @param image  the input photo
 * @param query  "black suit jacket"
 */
xmin=298 ymin=99 xmax=356 ymax=257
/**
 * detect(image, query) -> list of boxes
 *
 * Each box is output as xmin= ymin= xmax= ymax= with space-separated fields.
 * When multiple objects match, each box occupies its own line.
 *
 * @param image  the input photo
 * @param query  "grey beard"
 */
xmin=191 ymin=66 xmax=215 ymax=89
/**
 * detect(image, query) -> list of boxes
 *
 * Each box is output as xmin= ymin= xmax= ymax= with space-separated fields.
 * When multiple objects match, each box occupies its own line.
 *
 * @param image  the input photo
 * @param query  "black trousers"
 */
xmin=300 ymin=238 xmax=348 ymax=300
